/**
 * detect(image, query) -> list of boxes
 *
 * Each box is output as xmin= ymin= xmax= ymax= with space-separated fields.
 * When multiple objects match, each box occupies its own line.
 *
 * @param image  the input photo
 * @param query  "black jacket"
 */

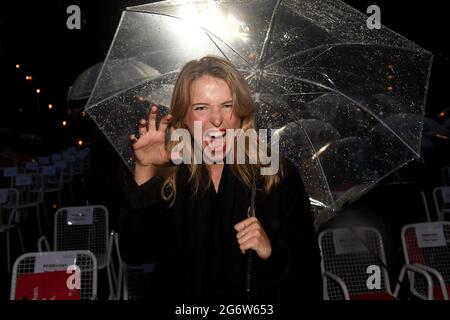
xmin=119 ymin=159 xmax=322 ymax=301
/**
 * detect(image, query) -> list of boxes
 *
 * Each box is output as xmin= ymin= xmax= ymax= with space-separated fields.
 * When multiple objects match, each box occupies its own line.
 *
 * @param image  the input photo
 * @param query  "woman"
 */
xmin=120 ymin=56 xmax=321 ymax=301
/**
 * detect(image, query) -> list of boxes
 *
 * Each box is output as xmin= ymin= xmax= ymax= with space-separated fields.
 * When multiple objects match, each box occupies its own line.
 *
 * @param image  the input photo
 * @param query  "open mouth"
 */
xmin=205 ymin=129 xmax=226 ymax=151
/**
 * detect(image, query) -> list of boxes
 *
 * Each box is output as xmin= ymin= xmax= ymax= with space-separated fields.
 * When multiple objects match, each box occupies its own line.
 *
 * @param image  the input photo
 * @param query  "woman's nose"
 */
xmin=210 ymin=110 xmax=223 ymax=126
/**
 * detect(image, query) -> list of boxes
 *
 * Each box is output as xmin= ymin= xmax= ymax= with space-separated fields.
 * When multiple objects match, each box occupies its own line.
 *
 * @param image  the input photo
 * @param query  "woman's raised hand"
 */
xmin=129 ymin=105 xmax=173 ymax=168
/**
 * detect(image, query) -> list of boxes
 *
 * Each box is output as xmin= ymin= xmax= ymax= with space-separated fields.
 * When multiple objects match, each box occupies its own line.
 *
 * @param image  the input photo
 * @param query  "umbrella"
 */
xmin=85 ymin=0 xmax=432 ymax=226
xmin=68 ymin=59 xmax=161 ymax=101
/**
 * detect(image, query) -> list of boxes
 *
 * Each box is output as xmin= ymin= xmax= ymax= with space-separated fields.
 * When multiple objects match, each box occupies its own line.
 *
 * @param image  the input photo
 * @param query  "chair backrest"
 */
xmin=39 ymin=165 xmax=63 ymax=193
xmin=0 ymin=187 xmax=19 ymax=209
xmin=432 ymin=187 xmax=450 ymax=221
xmin=13 ymin=173 xmax=44 ymax=205
xmin=54 ymin=205 xmax=109 ymax=269
xmin=10 ymin=250 xmax=97 ymax=300
xmin=318 ymin=227 xmax=392 ymax=299
xmin=401 ymin=222 xmax=450 ymax=296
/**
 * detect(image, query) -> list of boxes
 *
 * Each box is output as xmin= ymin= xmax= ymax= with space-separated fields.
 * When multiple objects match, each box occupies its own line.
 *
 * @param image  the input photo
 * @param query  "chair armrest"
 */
xmin=412 ymin=263 xmax=448 ymax=300
xmin=323 ymin=271 xmax=350 ymax=300
xmin=394 ymin=263 xmax=434 ymax=299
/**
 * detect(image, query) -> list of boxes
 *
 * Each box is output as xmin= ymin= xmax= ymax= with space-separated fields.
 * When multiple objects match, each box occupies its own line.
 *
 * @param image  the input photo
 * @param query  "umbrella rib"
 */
xmin=264 ymin=71 xmax=421 ymax=158
xmin=203 ymin=31 xmax=255 ymax=71
xmin=85 ymin=70 xmax=179 ymax=111
xmin=258 ymin=95 xmax=335 ymax=209
xmin=257 ymin=0 xmax=283 ymax=71
xmin=126 ymin=9 xmax=255 ymax=72
xmin=265 ymin=44 xmax=335 ymax=70
xmin=264 ymin=42 xmax=430 ymax=71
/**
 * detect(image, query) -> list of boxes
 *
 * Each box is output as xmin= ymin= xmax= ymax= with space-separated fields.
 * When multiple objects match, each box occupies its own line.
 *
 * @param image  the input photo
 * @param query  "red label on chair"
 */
xmin=15 ymin=271 xmax=80 ymax=300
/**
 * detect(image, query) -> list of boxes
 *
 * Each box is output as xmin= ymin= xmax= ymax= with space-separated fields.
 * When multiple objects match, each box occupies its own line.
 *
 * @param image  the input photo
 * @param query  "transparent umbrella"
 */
xmin=69 ymin=58 xmax=160 ymax=101
xmin=85 ymin=0 xmax=433 ymax=226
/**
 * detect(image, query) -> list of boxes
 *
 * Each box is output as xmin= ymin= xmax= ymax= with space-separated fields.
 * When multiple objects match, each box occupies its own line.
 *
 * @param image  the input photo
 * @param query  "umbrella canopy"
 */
xmin=85 ymin=0 xmax=433 ymax=225
xmin=69 ymin=59 xmax=160 ymax=101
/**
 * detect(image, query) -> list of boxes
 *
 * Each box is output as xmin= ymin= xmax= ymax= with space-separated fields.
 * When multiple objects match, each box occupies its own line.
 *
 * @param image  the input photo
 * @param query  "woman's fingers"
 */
xmin=148 ymin=105 xmax=157 ymax=130
xmin=237 ymin=228 xmax=261 ymax=245
xmin=234 ymin=216 xmax=258 ymax=232
xmin=138 ymin=119 xmax=147 ymax=136
xmin=234 ymin=216 xmax=271 ymax=259
xmin=159 ymin=114 xmax=172 ymax=133
xmin=239 ymin=237 xmax=259 ymax=253
xmin=236 ymin=222 xmax=258 ymax=240
xmin=129 ymin=134 xmax=138 ymax=144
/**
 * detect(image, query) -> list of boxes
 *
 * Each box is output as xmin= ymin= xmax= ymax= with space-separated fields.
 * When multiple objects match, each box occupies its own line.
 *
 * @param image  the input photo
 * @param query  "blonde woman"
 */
xmin=120 ymin=56 xmax=321 ymax=301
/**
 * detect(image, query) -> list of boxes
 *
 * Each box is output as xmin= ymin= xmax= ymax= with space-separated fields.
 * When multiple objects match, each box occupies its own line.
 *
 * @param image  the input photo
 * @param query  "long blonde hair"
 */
xmin=158 ymin=55 xmax=283 ymax=205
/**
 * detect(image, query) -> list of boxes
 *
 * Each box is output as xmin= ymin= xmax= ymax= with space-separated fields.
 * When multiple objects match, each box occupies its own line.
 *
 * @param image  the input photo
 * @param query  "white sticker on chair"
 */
xmin=66 ymin=207 xmax=94 ymax=225
xmin=415 ymin=223 xmax=446 ymax=248
xmin=333 ymin=229 xmax=367 ymax=255
xmin=34 ymin=251 xmax=77 ymax=273
xmin=42 ymin=166 xmax=56 ymax=176
xmin=0 ymin=189 xmax=8 ymax=204
xmin=3 ymin=167 xmax=17 ymax=177
xmin=38 ymin=157 xmax=49 ymax=164
xmin=25 ymin=162 xmax=38 ymax=170
xmin=15 ymin=175 xmax=32 ymax=186
xmin=443 ymin=188 xmax=450 ymax=204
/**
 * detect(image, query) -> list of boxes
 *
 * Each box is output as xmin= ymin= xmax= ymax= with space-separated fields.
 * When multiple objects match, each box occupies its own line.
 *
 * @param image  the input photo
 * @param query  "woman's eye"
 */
xmin=194 ymin=106 xmax=207 ymax=111
xmin=223 ymin=104 xmax=233 ymax=108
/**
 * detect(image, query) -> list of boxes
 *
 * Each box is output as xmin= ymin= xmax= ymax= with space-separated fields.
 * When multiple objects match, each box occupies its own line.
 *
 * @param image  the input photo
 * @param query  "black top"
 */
xmin=119 ymin=160 xmax=322 ymax=301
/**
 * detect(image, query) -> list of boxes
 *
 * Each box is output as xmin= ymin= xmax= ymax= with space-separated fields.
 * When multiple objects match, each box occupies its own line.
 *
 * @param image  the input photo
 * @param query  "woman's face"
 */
xmin=184 ymin=74 xmax=241 ymax=159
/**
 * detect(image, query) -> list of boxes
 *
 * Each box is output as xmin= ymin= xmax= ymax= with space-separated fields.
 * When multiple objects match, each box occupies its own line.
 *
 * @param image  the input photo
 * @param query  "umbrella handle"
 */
xmin=245 ymin=167 xmax=257 ymax=300
xmin=246 ymin=249 xmax=254 ymax=301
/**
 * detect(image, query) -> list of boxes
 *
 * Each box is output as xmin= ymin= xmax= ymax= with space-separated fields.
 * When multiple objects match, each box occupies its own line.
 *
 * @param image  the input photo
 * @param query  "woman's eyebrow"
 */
xmin=191 ymin=100 xmax=233 ymax=106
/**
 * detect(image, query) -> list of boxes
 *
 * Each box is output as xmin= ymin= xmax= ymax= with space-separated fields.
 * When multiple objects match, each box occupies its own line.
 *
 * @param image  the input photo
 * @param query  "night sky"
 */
xmin=0 ymin=0 xmax=449 ymax=147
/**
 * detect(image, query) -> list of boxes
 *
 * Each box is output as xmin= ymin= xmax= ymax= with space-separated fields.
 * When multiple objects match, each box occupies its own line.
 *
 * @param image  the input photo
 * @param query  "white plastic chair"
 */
xmin=41 ymin=165 xmax=63 ymax=208
xmin=401 ymin=221 xmax=450 ymax=300
xmin=37 ymin=235 xmax=51 ymax=252
xmin=319 ymin=227 xmax=431 ymax=300
xmin=14 ymin=173 xmax=46 ymax=235
xmin=10 ymin=250 xmax=97 ymax=300
xmin=0 ymin=188 xmax=25 ymax=273
xmin=54 ymin=205 xmax=109 ymax=270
